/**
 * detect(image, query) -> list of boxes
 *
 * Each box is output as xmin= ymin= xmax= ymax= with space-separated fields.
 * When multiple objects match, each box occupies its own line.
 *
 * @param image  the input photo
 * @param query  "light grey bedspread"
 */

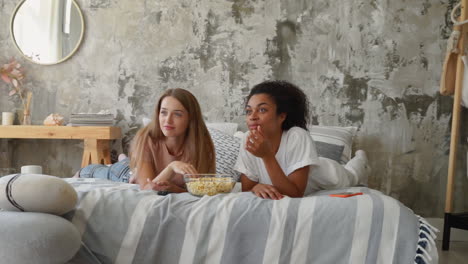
xmin=64 ymin=178 xmax=433 ymax=264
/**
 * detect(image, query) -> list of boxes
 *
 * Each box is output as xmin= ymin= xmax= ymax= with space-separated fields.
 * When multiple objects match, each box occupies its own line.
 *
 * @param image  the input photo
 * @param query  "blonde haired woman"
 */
xmin=130 ymin=88 xmax=215 ymax=191
xmin=76 ymin=88 xmax=215 ymax=193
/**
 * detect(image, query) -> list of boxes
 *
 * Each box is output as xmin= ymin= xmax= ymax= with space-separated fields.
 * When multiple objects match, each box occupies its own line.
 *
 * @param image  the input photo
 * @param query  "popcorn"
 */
xmin=185 ymin=177 xmax=234 ymax=196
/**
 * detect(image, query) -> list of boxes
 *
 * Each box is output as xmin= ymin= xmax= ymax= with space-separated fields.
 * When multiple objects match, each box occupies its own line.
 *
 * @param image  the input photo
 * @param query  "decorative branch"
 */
xmin=0 ymin=59 xmax=29 ymax=113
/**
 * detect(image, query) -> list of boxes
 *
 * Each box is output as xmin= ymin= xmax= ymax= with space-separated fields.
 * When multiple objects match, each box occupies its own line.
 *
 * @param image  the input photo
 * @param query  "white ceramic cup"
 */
xmin=2 ymin=112 xmax=14 ymax=125
xmin=21 ymin=165 xmax=43 ymax=174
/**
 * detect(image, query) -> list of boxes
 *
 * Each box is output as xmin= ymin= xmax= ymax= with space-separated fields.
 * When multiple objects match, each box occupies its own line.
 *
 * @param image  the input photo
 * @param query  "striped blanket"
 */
xmin=64 ymin=178 xmax=436 ymax=264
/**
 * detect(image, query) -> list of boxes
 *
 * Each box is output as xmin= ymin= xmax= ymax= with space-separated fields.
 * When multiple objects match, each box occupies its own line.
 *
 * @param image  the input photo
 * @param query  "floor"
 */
xmin=436 ymin=240 xmax=468 ymax=263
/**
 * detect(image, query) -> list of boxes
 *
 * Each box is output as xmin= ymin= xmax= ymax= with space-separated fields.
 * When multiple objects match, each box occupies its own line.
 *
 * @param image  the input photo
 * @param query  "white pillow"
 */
xmin=0 ymin=212 xmax=81 ymax=264
xmin=309 ymin=125 xmax=357 ymax=164
xmin=206 ymin=122 xmax=239 ymax=136
xmin=0 ymin=174 xmax=78 ymax=215
xmin=233 ymin=131 xmax=245 ymax=139
xmin=142 ymin=117 xmax=151 ymax=126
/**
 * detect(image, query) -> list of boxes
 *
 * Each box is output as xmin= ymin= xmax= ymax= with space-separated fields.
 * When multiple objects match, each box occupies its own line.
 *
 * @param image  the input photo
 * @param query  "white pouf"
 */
xmin=0 ymin=174 xmax=78 ymax=215
xmin=0 ymin=212 xmax=81 ymax=264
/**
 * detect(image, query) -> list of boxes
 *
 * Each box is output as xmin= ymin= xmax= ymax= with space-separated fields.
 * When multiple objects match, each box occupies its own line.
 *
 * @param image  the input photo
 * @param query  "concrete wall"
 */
xmin=0 ymin=0 xmax=466 ymax=217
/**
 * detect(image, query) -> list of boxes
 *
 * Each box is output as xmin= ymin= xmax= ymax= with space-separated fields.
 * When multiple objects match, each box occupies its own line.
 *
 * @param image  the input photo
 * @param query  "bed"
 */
xmin=64 ymin=178 xmax=438 ymax=264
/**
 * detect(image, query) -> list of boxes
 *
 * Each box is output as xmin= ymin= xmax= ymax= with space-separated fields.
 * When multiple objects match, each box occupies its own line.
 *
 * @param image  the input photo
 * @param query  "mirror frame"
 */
xmin=10 ymin=0 xmax=85 ymax=65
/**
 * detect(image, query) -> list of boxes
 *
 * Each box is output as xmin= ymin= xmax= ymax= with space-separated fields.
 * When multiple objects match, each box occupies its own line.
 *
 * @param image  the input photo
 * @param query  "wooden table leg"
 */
xmin=96 ymin=139 xmax=111 ymax=165
xmin=81 ymin=139 xmax=111 ymax=168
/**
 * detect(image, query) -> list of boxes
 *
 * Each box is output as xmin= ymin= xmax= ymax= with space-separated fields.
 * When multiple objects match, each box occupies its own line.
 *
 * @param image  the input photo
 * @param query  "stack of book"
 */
xmin=68 ymin=113 xmax=114 ymax=126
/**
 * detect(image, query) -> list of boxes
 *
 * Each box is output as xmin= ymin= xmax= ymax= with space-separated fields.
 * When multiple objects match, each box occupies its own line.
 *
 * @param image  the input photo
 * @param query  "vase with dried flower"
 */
xmin=0 ymin=59 xmax=31 ymax=125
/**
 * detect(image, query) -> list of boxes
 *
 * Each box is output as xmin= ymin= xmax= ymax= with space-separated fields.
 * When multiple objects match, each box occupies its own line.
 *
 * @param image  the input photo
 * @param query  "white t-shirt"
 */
xmin=234 ymin=126 xmax=320 ymax=189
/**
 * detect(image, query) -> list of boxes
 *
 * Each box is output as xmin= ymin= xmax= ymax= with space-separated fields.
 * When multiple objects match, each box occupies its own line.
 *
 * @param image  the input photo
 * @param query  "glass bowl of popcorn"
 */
xmin=184 ymin=174 xmax=235 ymax=196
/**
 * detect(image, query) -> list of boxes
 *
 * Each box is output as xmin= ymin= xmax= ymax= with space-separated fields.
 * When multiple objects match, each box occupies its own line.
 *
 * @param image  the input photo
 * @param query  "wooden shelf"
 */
xmin=0 ymin=125 xmax=121 ymax=139
xmin=0 ymin=125 xmax=122 ymax=167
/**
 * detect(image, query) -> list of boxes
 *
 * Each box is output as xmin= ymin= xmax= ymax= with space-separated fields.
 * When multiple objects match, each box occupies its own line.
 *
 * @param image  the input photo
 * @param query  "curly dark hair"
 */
xmin=245 ymin=80 xmax=310 ymax=130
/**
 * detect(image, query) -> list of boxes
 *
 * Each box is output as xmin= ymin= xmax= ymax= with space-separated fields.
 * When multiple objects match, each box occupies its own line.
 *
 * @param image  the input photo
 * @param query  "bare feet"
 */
xmin=72 ymin=170 xmax=80 ymax=178
xmin=118 ymin=153 xmax=128 ymax=162
xmin=354 ymin=150 xmax=371 ymax=185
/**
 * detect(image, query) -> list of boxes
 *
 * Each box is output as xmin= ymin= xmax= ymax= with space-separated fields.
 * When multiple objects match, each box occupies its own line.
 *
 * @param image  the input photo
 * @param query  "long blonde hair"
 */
xmin=129 ymin=88 xmax=215 ymax=175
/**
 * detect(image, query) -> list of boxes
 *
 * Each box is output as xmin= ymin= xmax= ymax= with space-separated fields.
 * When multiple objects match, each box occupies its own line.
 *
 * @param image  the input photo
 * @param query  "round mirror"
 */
xmin=10 ymin=0 xmax=85 ymax=65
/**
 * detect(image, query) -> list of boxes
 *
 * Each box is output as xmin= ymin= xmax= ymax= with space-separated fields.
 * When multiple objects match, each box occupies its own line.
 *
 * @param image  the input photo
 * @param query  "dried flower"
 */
xmin=0 ymin=59 xmax=31 ymax=115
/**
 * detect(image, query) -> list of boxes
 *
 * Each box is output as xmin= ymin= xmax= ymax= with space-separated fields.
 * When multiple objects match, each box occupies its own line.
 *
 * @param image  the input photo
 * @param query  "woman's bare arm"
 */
xmin=137 ymin=161 xmax=197 ymax=190
xmin=241 ymin=174 xmax=284 ymax=200
xmin=261 ymin=156 xmax=309 ymax=197
xmin=136 ymin=161 xmax=162 ymax=189
xmin=240 ymin=174 xmax=257 ymax=191
xmin=246 ymin=128 xmax=309 ymax=197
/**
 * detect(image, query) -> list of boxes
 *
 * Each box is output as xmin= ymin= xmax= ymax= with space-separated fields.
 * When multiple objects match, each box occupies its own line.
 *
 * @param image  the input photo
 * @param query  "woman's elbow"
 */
xmin=289 ymin=187 xmax=305 ymax=198
xmin=289 ymin=192 xmax=304 ymax=198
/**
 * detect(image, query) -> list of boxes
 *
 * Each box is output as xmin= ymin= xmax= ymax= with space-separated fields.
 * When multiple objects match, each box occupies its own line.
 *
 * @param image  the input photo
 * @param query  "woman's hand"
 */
xmin=245 ymin=126 xmax=274 ymax=158
xmin=143 ymin=179 xmax=168 ymax=191
xmin=144 ymin=179 xmax=185 ymax=192
xmin=169 ymin=161 xmax=198 ymax=175
xmin=251 ymin=183 xmax=284 ymax=200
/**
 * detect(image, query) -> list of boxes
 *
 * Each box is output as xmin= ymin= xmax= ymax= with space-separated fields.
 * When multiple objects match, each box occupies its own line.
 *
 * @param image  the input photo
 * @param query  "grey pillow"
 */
xmin=0 ymin=212 xmax=81 ymax=264
xmin=208 ymin=128 xmax=241 ymax=181
xmin=315 ymin=141 xmax=345 ymax=163
xmin=309 ymin=125 xmax=357 ymax=164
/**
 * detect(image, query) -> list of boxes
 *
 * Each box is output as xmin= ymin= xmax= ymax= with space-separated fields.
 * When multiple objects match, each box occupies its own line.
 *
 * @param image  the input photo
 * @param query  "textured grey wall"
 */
xmin=0 ymin=0 xmax=467 ymax=217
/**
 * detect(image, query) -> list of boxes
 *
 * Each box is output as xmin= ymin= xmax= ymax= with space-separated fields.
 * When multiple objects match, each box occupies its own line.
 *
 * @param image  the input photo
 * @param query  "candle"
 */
xmin=21 ymin=165 xmax=43 ymax=174
xmin=2 ymin=112 xmax=14 ymax=125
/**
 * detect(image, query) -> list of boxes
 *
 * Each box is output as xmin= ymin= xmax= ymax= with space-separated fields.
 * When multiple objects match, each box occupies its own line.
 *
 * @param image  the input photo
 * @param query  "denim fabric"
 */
xmin=79 ymin=158 xmax=131 ymax=183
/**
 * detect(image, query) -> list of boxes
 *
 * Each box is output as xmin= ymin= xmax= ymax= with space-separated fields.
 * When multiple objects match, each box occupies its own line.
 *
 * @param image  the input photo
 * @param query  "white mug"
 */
xmin=21 ymin=165 xmax=43 ymax=174
xmin=2 ymin=112 xmax=14 ymax=125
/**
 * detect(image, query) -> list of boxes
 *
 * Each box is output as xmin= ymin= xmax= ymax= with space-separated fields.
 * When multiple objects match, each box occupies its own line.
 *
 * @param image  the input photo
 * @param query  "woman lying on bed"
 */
xmin=234 ymin=80 xmax=369 ymax=200
xmin=130 ymin=88 xmax=216 ymax=191
xmin=76 ymin=88 xmax=216 ymax=192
